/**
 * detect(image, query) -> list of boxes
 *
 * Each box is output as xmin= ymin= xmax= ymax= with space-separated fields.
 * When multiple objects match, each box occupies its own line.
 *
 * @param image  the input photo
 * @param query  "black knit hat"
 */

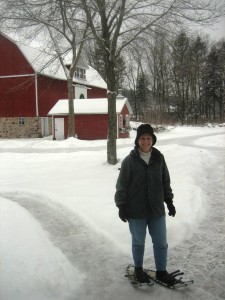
xmin=135 ymin=124 xmax=157 ymax=146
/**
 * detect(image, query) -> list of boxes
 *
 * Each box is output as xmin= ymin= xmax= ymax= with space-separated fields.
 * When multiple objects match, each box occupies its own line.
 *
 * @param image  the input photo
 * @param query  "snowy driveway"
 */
xmin=0 ymin=126 xmax=224 ymax=300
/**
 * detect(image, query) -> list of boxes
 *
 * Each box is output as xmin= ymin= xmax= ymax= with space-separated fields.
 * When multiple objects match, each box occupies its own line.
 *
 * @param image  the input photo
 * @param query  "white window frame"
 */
xmin=19 ymin=117 xmax=25 ymax=125
xmin=75 ymin=67 xmax=86 ymax=79
xmin=75 ymin=85 xmax=87 ymax=99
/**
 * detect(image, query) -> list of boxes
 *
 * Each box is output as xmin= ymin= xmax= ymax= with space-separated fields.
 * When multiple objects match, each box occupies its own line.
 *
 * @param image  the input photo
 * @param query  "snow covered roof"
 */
xmin=74 ymin=66 xmax=107 ymax=89
xmin=19 ymin=44 xmax=65 ymax=78
xmin=48 ymin=98 xmax=133 ymax=115
xmin=18 ymin=44 xmax=107 ymax=89
xmin=1 ymin=32 xmax=106 ymax=89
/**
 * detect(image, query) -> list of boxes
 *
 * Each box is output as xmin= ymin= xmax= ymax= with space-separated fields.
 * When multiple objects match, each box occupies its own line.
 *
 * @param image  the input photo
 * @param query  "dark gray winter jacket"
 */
xmin=115 ymin=146 xmax=173 ymax=219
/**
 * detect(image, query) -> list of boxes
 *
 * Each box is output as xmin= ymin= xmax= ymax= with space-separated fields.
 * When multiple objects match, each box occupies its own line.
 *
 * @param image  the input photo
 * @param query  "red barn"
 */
xmin=48 ymin=96 xmax=133 ymax=140
xmin=0 ymin=32 xmax=107 ymax=138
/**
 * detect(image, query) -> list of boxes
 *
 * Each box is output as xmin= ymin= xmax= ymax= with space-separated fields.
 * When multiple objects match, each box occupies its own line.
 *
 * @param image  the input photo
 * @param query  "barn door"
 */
xmin=54 ymin=118 xmax=64 ymax=140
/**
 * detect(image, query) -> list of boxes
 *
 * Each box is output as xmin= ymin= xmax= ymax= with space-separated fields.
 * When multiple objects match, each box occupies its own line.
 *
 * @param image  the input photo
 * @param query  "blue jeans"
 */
xmin=128 ymin=216 xmax=168 ymax=271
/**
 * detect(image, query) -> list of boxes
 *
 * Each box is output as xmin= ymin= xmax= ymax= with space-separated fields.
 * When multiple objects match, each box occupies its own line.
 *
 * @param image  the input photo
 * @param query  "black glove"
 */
xmin=118 ymin=205 xmax=128 ymax=222
xmin=165 ymin=199 xmax=176 ymax=217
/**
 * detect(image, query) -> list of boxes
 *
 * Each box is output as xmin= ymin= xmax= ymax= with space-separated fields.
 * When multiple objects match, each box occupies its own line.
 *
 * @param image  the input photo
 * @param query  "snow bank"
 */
xmin=0 ymin=197 xmax=85 ymax=300
xmin=0 ymin=125 xmax=224 ymax=300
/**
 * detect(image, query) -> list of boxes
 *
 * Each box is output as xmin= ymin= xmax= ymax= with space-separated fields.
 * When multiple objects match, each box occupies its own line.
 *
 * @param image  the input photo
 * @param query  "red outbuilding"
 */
xmin=0 ymin=32 xmax=107 ymax=138
xmin=48 ymin=95 xmax=133 ymax=140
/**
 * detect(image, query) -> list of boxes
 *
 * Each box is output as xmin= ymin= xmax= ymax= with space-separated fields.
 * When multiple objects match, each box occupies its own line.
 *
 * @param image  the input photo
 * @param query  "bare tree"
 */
xmin=0 ymin=0 xmax=89 ymax=137
xmin=81 ymin=0 xmax=224 ymax=164
xmin=1 ymin=0 xmax=224 ymax=158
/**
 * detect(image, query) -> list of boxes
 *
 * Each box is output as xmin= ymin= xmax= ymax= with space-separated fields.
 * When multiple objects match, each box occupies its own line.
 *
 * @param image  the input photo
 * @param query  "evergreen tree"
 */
xmin=188 ymin=36 xmax=208 ymax=123
xmin=217 ymin=41 xmax=225 ymax=121
xmin=136 ymin=72 xmax=150 ymax=119
xmin=203 ymin=44 xmax=222 ymax=121
xmin=87 ymin=43 xmax=126 ymax=91
xmin=172 ymin=31 xmax=190 ymax=124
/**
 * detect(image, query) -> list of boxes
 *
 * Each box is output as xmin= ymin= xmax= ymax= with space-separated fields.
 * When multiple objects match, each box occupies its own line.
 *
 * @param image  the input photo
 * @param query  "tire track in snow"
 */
xmin=4 ymin=191 xmax=223 ymax=300
xmin=1 ymin=132 xmax=224 ymax=299
xmin=0 ymin=192 xmax=136 ymax=300
xmin=0 ymin=131 xmax=223 ymax=154
xmin=168 ymin=144 xmax=225 ymax=300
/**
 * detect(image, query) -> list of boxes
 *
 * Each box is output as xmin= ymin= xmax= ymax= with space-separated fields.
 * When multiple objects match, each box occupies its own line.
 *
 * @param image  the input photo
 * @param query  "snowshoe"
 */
xmin=125 ymin=264 xmax=154 ymax=287
xmin=147 ymin=269 xmax=194 ymax=289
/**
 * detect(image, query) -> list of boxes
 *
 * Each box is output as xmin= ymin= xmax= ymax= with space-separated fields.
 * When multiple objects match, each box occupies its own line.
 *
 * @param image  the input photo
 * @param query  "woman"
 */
xmin=115 ymin=124 xmax=176 ymax=285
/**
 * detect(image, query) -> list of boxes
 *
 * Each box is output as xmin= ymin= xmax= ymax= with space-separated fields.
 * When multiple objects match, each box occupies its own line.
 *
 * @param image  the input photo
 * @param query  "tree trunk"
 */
xmin=67 ymin=77 xmax=75 ymax=137
xmin=107 ymin=91 xmax=117 ymax=165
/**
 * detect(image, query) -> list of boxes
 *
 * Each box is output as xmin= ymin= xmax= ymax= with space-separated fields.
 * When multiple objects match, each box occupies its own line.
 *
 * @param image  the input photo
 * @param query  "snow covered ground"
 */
xmin=0 ymin=124 xmax=225 ymax=300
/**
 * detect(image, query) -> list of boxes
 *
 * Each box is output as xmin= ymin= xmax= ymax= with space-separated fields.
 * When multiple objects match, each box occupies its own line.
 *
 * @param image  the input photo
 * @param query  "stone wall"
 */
xmin=0 ymin=117 xmax=52 ymax=138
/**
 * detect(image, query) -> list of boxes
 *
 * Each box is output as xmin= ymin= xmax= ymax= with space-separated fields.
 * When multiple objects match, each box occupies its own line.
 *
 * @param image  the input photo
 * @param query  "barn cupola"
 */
xmin=117 ymin=89 xmax=124 ymax=99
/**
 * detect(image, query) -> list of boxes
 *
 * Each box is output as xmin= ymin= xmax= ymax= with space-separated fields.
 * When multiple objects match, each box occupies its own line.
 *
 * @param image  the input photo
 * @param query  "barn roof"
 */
xmin=19 ymin=44 xmax=107 ymax=89
xmin=0 ymin=32 xmax=106 ymax=89
xmin=48 ymin=98 xmax=133 ymax=115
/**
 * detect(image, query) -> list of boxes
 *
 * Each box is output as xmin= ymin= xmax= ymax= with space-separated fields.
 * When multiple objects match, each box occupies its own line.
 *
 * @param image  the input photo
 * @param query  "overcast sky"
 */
xmin=203 ymin=17 xmax=225 ymax=41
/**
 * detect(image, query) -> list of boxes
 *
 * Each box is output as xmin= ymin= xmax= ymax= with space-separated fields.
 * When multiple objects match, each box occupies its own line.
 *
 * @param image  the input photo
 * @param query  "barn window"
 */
xmin=75 ymin=67 xmax=86 ymax=79
xmin=19 ymin=117 xmax=25 ymax=125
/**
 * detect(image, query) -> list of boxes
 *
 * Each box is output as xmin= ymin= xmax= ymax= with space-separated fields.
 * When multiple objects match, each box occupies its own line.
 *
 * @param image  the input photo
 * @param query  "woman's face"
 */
xmin=138 ymin=133 xmax=153 ymax=153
